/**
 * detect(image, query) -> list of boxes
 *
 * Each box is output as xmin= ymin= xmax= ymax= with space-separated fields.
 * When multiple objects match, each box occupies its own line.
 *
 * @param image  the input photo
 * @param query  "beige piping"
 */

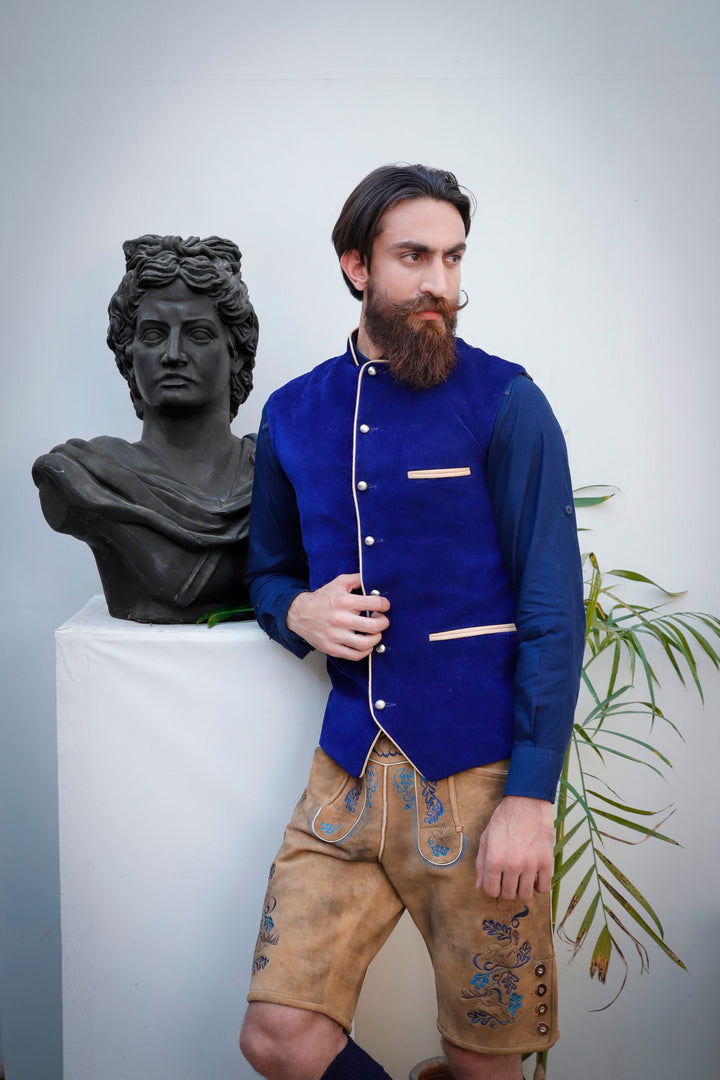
xmin=349 ymin=351 xmax=423 ymax=779
xmin=407 ymin=467 xmax=471 ymax=479
xmin=428 ymin=622 xmax=517 ymax=642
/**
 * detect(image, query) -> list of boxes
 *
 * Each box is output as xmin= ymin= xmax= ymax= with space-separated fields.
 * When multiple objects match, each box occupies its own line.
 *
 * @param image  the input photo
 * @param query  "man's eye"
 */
xmin=403 ymin=252 xmax=421 ymax=262
xmin=189 ymin=329 xmax=213 ymax=342
xmin=141 ymin=330 xmax=165 ymax=344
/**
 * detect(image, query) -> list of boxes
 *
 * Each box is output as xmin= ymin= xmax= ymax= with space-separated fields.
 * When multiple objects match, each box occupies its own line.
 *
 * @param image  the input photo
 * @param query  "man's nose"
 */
xmin=419 ymin=257 xmax=451 ymax=298
xmin=161 ymin=326 xmax=186 ymax=365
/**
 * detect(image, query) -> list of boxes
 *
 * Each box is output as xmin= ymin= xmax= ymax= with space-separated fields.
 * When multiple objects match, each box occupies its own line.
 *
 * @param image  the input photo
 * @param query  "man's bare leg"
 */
xmin=442 ymin=1038 xmax=523 ymax=1080
xmin=240 ymin=1002 xmax=346 ymax=1080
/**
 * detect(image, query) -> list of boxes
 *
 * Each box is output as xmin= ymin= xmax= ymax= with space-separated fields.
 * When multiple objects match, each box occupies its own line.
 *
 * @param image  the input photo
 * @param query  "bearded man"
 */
xmin=240 ymin=165 xmax=585 ymax=1080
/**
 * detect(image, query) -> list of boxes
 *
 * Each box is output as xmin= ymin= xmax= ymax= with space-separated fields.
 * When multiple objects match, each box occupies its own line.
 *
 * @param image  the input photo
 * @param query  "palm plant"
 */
xmin=535 ymin=488 xmax=720 ymax=1076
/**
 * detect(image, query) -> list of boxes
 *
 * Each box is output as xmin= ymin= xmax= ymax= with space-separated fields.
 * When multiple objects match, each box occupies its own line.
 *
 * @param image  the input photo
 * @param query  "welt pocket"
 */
xmin=406 ymin=467 xmax=471 ymax=480
xmin=428 ymin=622 xmax=517 ymax=642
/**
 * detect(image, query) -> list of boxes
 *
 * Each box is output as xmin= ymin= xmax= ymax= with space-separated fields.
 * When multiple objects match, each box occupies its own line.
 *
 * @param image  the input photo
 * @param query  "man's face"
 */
xmin=361 ymin=197 xmax=467 ymax=387
xmin=131 ymin=280 xmax=237 ymax=417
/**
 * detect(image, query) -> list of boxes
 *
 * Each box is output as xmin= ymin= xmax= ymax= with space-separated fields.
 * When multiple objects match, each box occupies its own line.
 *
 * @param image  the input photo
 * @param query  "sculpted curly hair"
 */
xmin=107 ymin=234 xmax=259 ymax=419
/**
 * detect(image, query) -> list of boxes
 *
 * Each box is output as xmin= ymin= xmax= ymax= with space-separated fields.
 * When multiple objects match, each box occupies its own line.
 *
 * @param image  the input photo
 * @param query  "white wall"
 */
xmin=1 ymin=1 xmax=718 ymax=1076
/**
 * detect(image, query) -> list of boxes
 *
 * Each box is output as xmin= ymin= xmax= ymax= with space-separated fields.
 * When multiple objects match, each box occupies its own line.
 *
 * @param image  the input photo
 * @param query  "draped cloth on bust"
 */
xmin=33 ymin=434 xmax=254 ymax=617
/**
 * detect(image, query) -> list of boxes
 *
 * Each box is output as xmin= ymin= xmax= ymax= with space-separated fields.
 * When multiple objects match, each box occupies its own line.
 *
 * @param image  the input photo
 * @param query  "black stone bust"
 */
xmin=33 ymin=235 xmax=259 ymax=623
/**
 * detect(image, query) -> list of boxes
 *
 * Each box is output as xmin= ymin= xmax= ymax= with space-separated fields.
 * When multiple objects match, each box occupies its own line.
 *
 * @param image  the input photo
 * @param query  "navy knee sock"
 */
xmin=320 ymin=1036 xmax=393 ymax=1079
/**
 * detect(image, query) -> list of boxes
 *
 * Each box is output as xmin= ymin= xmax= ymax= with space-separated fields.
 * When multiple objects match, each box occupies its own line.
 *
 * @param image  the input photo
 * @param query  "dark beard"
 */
xmin=363 ymin=286 xmax=465 ymax=389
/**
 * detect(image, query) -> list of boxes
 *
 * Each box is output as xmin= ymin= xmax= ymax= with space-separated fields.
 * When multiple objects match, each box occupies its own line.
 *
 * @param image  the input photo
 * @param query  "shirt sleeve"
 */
xmin=487 ymin=374 xmax=585 ymax=803
xmin=246 ymin=405 xmax=314 ymax=659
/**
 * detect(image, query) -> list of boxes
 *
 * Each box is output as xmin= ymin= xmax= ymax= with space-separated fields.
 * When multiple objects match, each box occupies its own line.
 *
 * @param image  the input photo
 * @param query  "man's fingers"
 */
xmin=534 ymin=866 xmax=552 ymax=895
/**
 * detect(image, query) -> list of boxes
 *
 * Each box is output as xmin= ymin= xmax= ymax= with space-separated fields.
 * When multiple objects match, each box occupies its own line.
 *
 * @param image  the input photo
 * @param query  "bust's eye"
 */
xmin=140 ymin=328 xmax=165 ymax=345
xmin=188 ymin=328 xmax=214 ymax=343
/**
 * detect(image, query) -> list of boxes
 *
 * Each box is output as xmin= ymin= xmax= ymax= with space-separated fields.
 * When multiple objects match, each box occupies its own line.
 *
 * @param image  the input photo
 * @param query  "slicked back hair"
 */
xmin=332 ymin=164 xmax=474 ymax=300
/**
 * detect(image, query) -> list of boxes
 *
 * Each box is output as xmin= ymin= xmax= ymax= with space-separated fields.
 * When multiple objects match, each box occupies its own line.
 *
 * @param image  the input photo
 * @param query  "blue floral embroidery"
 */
xmin=419 ymin=777 xmax=444 ymax=824
xmin=460 ymin=907 xmax=532 ymax=1028
xmin=252 ymin=895 xmax=279 ymax=973
xmin=257 ymin=897 xmax=279 ymax=947
xmin=345 ymin=784 xmax=361 ymax=814
xmin=428 ymin=835 xmax=450 ymax=857
xmin=393 ymin=768 xmax=415 ymax=811
xmin=365 ymin=765 xmax=380 ymax=808
xmin=320 ymin=821 xmax=342 ymax=836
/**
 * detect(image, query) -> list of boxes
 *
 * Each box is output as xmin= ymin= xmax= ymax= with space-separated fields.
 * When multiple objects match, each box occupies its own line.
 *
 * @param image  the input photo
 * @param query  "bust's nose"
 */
xmin=161 ymin=325 xmax=187 ymax=366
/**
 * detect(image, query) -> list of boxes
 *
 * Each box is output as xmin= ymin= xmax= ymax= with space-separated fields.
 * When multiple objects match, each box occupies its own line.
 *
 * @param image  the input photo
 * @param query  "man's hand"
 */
xmin=286 ymin=573 xmax=390 ymax=660
xmin=475 ymin=795 xmax=555 ymax=903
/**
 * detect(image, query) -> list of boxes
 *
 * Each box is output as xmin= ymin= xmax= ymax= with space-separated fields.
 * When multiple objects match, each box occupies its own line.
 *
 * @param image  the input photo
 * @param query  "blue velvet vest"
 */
xmin=266 ymin=337 xmax=525 ymax=780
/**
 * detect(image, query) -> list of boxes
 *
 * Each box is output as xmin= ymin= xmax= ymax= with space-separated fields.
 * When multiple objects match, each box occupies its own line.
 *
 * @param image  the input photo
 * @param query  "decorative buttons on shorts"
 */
xmin=536 ymin=1003 xmax=547 ymax=1015
xmin=534 ymin=964 xmax=546 ymax=977
xmin=536 ymin=1023 xmax=549 ymax=1036
xmin=535 ymin=984 xmax=547 ymax=996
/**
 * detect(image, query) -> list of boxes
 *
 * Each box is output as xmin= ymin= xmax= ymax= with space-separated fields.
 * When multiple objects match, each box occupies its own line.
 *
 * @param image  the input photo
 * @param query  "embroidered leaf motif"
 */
xmin=345 ymin=785 xmax=361 ymax=814
xmin=419 ymin=777 xmax=444 ymax=824
xmin=428 ymin=836 xmax=450 ymax=857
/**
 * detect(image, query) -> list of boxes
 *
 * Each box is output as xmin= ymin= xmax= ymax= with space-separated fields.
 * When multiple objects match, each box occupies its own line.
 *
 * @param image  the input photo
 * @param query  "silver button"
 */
xmin=364 ymin=536 xmax=375 ymax=546
xmin=370 ymin=589 xmax=380 ymax=596
xmin=357 ymin=480 xmax=368 ymax=491
xmin=367 ymin=365 xmax=377 ymax=376
xmin=359 ymin=424 xmax=370 ymax=434
xmin=374 ymin=699 xmax=386 ymax=710
xmin=375 ymin=643 xmax=386 ymax=654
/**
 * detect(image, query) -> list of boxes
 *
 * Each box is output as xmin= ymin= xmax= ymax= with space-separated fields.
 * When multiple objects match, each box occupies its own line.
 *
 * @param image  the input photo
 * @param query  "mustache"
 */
xmin=385 ymin=291 xmax=469 ymax=319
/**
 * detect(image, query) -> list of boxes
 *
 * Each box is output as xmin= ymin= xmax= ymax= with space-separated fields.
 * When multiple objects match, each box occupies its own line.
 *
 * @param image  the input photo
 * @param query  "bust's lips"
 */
xmin=158 ymin=374 xmax=195 ymax=387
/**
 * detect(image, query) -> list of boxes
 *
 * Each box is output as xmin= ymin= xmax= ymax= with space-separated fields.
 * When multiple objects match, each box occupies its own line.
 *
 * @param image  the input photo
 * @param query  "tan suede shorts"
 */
xmin=247 ymin=736 xmax=558 ymax=1055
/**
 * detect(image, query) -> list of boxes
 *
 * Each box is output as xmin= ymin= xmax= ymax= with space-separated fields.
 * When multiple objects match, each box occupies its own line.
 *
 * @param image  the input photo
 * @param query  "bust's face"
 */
xmin=131 ymin=279 xmax=238 ymax=416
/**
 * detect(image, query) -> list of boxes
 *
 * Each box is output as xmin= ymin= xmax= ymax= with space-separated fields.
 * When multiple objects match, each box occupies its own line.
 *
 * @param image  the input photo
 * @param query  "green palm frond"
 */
xmin=551 ymin=497 xmax=720 ymax=1011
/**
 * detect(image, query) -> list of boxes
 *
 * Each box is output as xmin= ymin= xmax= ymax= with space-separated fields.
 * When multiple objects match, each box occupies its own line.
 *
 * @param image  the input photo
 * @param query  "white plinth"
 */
xmin=56 ymin=597 xmax=441 ymax=1080
xmin=56 ymin=597 xmax=331 ymax=1079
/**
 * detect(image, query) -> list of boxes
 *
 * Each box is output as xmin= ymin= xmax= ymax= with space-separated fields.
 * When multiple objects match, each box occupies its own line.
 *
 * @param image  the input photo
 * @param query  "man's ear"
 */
xmin=340 ymin=250 xmax=369 ymax=294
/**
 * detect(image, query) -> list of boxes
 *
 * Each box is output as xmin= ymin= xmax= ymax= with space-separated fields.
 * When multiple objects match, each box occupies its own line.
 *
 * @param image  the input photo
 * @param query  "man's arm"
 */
xmin=247 ymin=407 xmax=389 ymax=660
xmin=475 ymin=374 xmax=585 ymax=900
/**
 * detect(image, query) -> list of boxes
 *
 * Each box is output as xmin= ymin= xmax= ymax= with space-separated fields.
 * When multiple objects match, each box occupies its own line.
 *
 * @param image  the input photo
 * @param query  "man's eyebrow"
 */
xmin=388 ymin=240 xmax=467 ymax=255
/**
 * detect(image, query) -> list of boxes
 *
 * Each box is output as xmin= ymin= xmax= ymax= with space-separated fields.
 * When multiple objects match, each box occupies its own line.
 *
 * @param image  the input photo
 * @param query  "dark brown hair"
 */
xmin=332 ymin=164 xmax=474 ymax=300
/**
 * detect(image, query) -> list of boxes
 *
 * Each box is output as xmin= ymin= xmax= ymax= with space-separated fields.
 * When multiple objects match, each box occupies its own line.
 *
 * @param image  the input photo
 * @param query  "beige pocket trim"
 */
xmin=428 ymin=622 xmax=517 ymax=642
xmin=407 ymin=467 xmax=471 ymax=479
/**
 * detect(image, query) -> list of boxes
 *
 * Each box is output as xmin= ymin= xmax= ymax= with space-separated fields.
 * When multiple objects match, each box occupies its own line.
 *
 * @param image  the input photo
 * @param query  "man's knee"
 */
xmin=240 ymin=1001 xmax=345 ymax=1075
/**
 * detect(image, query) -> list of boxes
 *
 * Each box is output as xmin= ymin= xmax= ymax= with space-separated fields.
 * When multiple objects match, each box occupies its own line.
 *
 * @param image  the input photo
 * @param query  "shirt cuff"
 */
xmin=503 ymin=744 xmax=566 ymax=803
xmin=256 ymin=587 xmax=314 ymax=660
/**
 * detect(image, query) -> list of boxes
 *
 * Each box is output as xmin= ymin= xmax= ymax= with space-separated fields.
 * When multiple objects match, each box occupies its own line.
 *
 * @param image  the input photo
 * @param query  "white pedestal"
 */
xmin=56 ymin=597 xmax=441 ymax=1080
xmin=56 ymin=597 xmax=331 ymax=1080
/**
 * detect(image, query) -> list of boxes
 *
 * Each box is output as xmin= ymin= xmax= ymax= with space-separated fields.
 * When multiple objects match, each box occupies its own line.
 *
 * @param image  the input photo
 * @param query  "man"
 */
xmin=240 ymin=165 xmax=585 ymax=1080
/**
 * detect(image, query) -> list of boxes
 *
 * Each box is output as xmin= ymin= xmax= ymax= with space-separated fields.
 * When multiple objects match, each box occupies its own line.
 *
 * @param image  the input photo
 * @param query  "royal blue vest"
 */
xmin=266 ymin=337 xmax=525 ymax=780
